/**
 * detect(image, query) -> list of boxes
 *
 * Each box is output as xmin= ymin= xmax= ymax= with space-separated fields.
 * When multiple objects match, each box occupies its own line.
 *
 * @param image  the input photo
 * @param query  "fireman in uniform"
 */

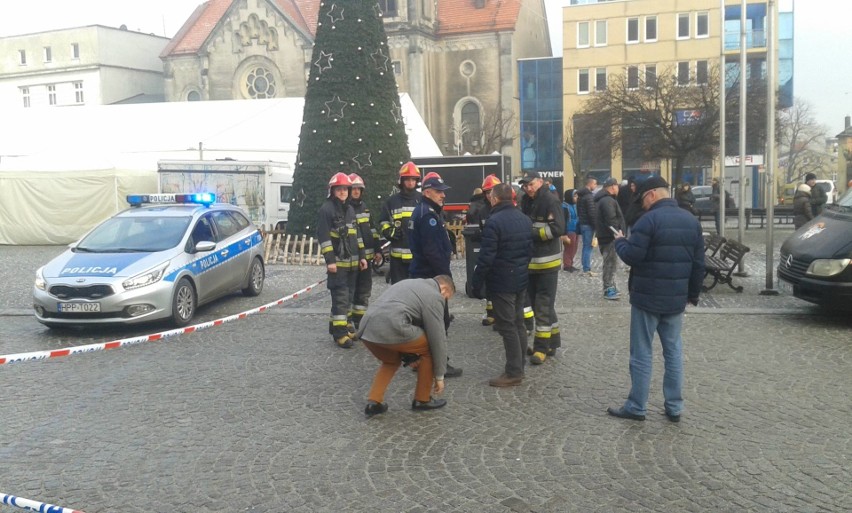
xmin=318 ymin=172 xmax=367 ymax=348
xmin=347 ymin=173 xmax=380 ymax=330
xmin=518 ymin=171 xmax=565 ymax=364
xmin=379 ymin=162 xmax=422 ymax=284
xmin=475 ymin=174 xmax=502 ymax=326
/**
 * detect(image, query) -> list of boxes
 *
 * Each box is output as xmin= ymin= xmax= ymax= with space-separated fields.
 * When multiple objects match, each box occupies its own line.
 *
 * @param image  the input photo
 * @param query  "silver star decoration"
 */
xmin=324 ymin=95 xmax=348 ymax=118
xmin=313 ymin=51 xmax=333 ymax=74
xmin=373 ymin=3 xmax=383 ymax=17
xmin=327 ymin=4 xmax=344 ymax=24
xmin=353 ymin=152 xmax=373 ymax=169
xmin=391 ymin=103 xmax=403 ymax=124
xmin=371 ymin=49 xmax=389 ymax=71
xmin=295 ymin=188 xmax=306 ymax=208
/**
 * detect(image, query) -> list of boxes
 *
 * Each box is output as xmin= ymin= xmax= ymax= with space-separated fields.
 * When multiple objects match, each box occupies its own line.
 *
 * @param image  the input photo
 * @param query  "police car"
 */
xmin=33 ymin=193 xmax=265 ymax=328
xmin=778 ymin=188 xmax=852 ymax=310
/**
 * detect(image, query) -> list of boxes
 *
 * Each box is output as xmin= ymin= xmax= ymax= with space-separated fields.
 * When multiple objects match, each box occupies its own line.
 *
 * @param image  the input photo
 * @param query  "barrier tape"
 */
xmin=1 ymin=493 xmax=85 ymax=513
xmin=0 ymin=279 xmax=325 ymax=366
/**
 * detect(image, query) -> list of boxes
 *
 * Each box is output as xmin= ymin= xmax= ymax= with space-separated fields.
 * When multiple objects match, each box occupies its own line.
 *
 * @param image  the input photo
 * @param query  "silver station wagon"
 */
xmin=33 ymin=193 xmax=265 ymax=328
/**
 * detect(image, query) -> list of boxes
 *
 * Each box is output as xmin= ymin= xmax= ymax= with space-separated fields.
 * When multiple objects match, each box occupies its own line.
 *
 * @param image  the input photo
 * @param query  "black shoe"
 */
xmin=444 ymin=364 xmax=463 ymax=378
xmin=546 ymin=348 xmax=556 ymax=357
xmin=665 ymin=412 xmax=681 ymax=423
xmin=606 ymin=406 xmax=645 ymax=421
xmin=412 ymin=398 xmax=447 ymax=410
xmin=364 ymin=401 xmax=388 ymax=417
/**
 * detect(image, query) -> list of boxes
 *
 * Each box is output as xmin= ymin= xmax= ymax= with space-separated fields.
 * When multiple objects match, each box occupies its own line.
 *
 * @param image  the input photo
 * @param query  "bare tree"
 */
xmin=580 ymin=65 xmax=720 ymax=185
xmin=563 ymin=112 xmax=611 ymax=187
xmin=479 ymin=107 xmax=516 ymax=155
xmin=778 ymin=98 xmax=831 ymax=184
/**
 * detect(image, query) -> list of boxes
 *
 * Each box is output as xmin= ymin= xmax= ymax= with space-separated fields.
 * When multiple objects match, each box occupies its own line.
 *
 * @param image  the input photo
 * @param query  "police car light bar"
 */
xmin=126 ymin=193 xmax=216 ymax=207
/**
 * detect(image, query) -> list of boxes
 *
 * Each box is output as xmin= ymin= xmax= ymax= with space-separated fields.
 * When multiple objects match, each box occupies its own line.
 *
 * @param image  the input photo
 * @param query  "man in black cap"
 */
xmin=805 ymin=173 xmax=827 ymax=216
xmin=409 ymin=173 xmax=462 ymax=378
xmin=518 ymin=171 xmax=566 ymax=365
xmin=594 ymin=177 xmax=626 ymax=300
xmin=607 ymin=176 xmax=704 ymax=423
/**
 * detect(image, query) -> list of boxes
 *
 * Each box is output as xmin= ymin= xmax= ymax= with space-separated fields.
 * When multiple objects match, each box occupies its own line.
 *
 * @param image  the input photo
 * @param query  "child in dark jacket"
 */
xmin=561 ymin=189 xmax=579 ymax=272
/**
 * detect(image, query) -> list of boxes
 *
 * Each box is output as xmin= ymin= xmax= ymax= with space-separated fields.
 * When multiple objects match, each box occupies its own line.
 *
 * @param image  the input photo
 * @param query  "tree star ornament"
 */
xmin=353 ymin=152 xmax=373 ymax=169
xmin=324 ymin=95 xmax=348 ymax=118
xmin=313 ymin=51 xmax=333 ymax=74
xmin=326 ymin=4 xmax=345 ymax=24
xmin=371 ymin=49 xmax=389 ymax=71
xmin=391 ymin=103 xmax=403 ymax=124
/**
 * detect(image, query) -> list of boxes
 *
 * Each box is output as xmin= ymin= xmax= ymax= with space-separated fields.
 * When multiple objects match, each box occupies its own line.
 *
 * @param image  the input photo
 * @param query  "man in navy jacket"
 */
xmin=608 ymin=176 xmax=704 ymax=423
xmin=471 ymin=183 xmax=533 ymax=386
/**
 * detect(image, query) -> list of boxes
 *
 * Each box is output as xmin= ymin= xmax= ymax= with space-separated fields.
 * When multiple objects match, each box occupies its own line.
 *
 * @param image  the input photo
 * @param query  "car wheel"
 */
xmin=242 ymin=257 xmax=265 ymax=296
xmin=172 ymin=277 xmax=196 ymax=327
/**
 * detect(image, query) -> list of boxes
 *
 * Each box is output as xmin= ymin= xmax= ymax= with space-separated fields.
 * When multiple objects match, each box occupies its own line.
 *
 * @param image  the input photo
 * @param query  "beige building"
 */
xmin=0 ymin=26 xmax=170 ymax=109
xmin=560 ymin=0 xmax=778 ymax=188
xmin=160 ymin=0 xmax=551 ymax=172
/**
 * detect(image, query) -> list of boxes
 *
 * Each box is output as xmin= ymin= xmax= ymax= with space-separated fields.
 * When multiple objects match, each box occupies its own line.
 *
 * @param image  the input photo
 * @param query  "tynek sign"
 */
xmin=725 ymin=155 xmax=764 ymax=166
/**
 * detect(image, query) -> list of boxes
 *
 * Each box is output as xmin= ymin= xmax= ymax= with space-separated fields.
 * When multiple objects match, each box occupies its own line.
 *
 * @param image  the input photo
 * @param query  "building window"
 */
xmin=44 ymin=46 xmax=52 ymax=62
xmin=74 ymin=81 xmax=84 ymax=103
xmin=627 ymin=18 xmax=639 ymax=44
xmin=627 ymin=66 xmax=639 ymax=89
xmin=578 ymin=69 xmax=590 ymax=94
xmin=21 ymin=87 xmax=30 ymax=108
xmin=677 ymin=61 xmax=690 ymax=85
xmin=696 ymin=60 xmax=708 ymax=85
xmin=47 ymin=84 xmax=56 ymax=105
xmin=71 ymin=43 xmax=80 ymax=59
xmin=595 ymin=68 xmax=607 ymax=92
xmin=461 ymin=102 xmax=481 ymax=151
xmin=392 ymin=60 xmax=402 ymax=75
xmin=577 ymin=21 xmax=590 ymax=48
xmin=378 ymin=0 xmax=398 ymax=17
xmin=696 ymin=12 xmax=709 ymax=38
xmin=187 ymin=90 xmax=201 ymax=101
xmin=645 ymin=16 xmax=657 ymax=42
xmin=645 ymin=65 xmax=657 ymax=88
xmin=245 ymin=66 xmax=276 ymax=99
xmin=18 ymin=50 xmax=26 ymax=65
xmin=595 ymin=20 xmax=607 ymax=46
xmin=677 ymin=13 xmax=690 ymax=39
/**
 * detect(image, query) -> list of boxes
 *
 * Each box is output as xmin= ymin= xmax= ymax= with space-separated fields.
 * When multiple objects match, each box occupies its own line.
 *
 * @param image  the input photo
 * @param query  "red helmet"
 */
xmin=348 ymin=173 xmax=365 ymax=188
xmin=481 ymin=174 xmax=501 ymax=192
xmin=328 ymin=172 xmax=352 ymax=190
xmin=399 ymin=161 xmax=421 ymax=180
xmin=423 ymin=171 xmax=441 ymax=182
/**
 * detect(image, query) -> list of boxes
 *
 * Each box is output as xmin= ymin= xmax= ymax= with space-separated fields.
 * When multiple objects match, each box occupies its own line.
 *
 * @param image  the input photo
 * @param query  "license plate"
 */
xmin=58 ymin=302 xmax=101 ymax=313
xmin=776 ymin=278 xmax=792 ymax=294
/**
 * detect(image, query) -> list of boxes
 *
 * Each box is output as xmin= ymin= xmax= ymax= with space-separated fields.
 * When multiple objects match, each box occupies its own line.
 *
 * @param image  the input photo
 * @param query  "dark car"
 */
xmin=777 ymin=188 xmax=852 ymax=309
xmin=692 ymin=185 xmax=714 ymax=215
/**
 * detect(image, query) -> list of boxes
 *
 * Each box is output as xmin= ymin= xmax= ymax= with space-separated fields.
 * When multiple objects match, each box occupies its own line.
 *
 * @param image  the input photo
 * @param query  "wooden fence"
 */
xmin=262 ymin=220 xmax=468 ymax=265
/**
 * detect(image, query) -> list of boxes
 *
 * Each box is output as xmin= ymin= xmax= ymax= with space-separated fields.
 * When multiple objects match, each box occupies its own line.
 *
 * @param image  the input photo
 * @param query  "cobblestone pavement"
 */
xmin=1 ymin=226 xmax=849 ymax=512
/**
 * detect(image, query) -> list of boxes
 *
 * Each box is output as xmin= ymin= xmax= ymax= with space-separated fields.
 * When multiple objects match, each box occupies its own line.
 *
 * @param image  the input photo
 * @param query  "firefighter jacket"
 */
xmin=520 ymin=188 xmax=565 ymax=273
xmin=349 ymin=197 xmax=380 ymax=260
xmin=317 ymin=196 xmax=364 ymax=269
xmin=379 ymin=189 xmax=422 ymax=262
xmin=408 ymin=196 xmax=453 ymax=278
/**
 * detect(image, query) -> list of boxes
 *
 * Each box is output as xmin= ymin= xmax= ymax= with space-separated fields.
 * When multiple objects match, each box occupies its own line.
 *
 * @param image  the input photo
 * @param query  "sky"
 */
xmin=1 ymin=0 xmax=849 ymax=134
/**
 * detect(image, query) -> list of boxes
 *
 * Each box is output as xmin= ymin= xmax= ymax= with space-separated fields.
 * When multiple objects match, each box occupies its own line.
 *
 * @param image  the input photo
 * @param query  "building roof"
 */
xmin=161 ymin=0 xmax=521 ymax=58
xmin=161 ymin=0 xmax=316 ymax=58
xmin=436 ymin=0 xmax=522 ymax=36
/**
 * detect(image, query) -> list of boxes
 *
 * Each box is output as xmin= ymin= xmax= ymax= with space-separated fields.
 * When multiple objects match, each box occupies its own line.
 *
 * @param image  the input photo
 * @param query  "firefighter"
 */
xmin=379 ymin=162 xmax=422 ymax=284
xmin=517 ymin=171 xmax=565 ymax=365
xmin=347 ymin=173 xmax=380 ymax=330
xmin=477 ymin=174 xmax=502 ymax=326
xmin=318 ymin=172 xmax=367 ymax=348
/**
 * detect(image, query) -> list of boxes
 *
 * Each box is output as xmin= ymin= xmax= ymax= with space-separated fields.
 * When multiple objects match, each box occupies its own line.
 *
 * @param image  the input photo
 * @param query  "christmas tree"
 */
xmin=288 ymin=0 xmax=411 ymax=235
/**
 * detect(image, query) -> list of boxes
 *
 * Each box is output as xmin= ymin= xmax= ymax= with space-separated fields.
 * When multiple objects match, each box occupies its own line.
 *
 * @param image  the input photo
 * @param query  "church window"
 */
xmin=245 ymin=67 xmax=276 ymax=99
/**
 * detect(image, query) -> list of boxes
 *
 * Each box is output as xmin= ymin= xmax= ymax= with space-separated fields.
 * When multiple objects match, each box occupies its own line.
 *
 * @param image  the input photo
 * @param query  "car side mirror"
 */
xmin=194 ymin=241 xmax=216 ymax=253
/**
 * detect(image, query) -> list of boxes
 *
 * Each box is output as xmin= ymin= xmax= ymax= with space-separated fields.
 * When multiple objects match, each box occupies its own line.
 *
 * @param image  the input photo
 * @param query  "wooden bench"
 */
xmin=747 ymin=206 xmax=794 ymax=229
xmin=703 ymin=233 xmax=726 ymax=258
xmin=703 ymin=239 xmax=750 ymax=293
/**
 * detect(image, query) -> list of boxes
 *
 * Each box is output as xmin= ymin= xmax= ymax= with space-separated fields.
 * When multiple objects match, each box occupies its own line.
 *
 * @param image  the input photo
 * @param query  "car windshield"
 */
xmin=835 ymin=188 xmax=852 ymax=210
xmin=76 ymin=216 xmax=191 ymax=252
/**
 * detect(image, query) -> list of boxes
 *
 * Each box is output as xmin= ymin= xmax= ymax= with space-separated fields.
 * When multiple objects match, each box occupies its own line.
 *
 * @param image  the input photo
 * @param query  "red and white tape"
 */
xmin=2 ymin=492 xmax=84 ymax=513
xmin=0 ymin=279 xmax=325 ymax=366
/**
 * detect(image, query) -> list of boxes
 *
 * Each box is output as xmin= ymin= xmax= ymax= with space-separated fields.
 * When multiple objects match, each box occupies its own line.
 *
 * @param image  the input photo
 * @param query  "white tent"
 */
xmin=0 ymin=94 xmax=441 ymax=245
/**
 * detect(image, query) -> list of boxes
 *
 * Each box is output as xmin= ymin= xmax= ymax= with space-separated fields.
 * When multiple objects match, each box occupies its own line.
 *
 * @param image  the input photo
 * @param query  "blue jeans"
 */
xmin=580 ymin=224 xmax=594 ymax=272
xmin=623 ymin=306 xmax=684 ymax=417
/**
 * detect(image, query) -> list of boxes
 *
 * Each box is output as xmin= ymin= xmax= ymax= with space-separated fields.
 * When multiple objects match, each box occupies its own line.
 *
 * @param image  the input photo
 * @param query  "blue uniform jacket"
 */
xmin=471 ymin=201 xmax=533 ymax=295
xmin=614 ymin=198 xmax=705 ymax=315
xmin=408 ymin=197 xmax=453 ymax=278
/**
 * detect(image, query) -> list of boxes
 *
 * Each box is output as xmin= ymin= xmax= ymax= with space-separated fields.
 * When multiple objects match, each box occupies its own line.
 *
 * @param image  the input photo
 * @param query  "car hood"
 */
xmin=42 ymin=250 xmax=171 ymax=280
xmin=780 ymin=211 xmax=852 ymax=260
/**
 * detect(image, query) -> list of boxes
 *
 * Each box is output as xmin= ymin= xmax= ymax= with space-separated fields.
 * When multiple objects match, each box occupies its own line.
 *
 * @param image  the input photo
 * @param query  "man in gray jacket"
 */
xmin=357 ymin=275 xmax=454 ymax=416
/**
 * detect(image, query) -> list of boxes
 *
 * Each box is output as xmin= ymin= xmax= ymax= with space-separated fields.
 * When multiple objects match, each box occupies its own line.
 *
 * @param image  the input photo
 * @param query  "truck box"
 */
xmin=412 ymin=155 xmax=510 ymax=216
xmin=158 ymin=160 xmax=293 ymax=229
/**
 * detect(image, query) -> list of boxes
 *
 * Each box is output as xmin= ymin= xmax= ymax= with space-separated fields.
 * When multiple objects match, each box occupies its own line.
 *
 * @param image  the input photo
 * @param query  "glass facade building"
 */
xmin=518 ymin=57 xmax=564 ymax=190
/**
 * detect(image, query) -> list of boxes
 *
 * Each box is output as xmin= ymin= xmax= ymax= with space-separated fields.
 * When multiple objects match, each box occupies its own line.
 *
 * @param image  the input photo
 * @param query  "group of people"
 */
xmin=793 ymin=172 xmax=829 ymax=228
xmin=317 ymin=165 xmax=705 ymax=423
